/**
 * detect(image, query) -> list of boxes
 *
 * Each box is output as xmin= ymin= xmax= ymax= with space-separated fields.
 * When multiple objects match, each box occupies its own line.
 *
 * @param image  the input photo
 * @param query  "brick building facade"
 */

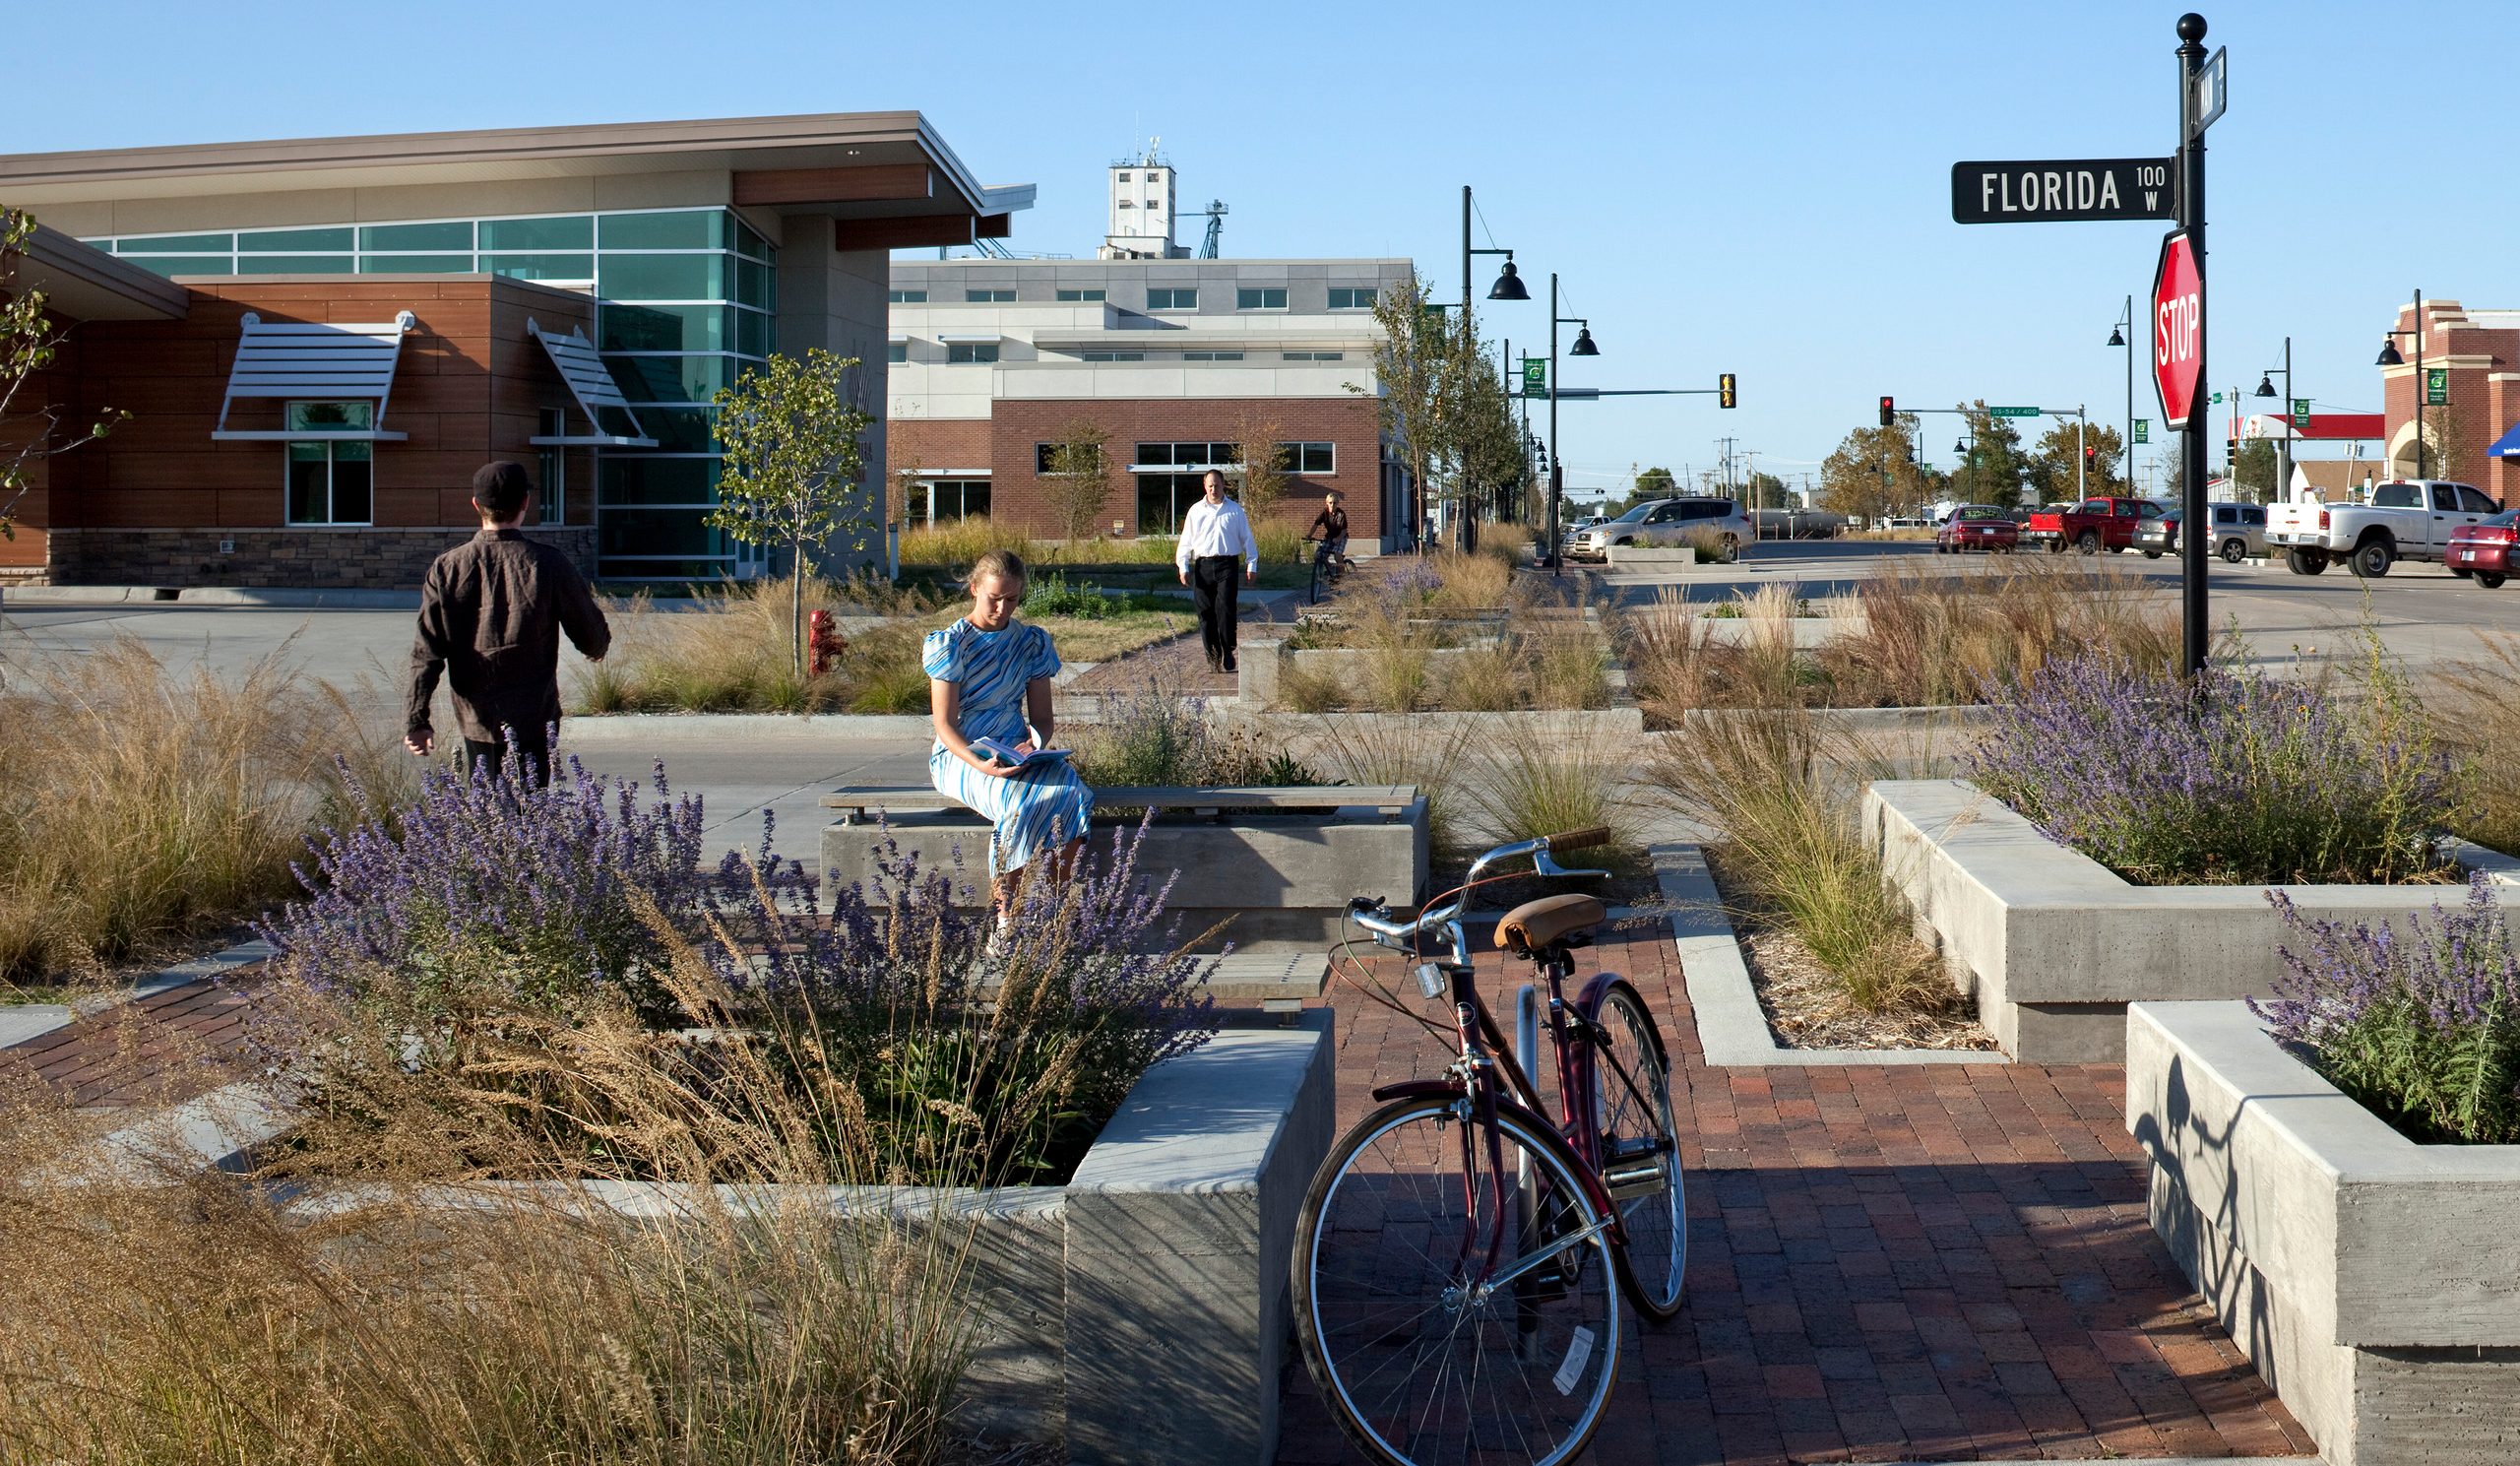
xmin=2377 ymin=298 xmax=2520 ymax=505
xmin=886 ymin=253 xmax=1414 ymax=551
xmin=25 ymin=274 xmax=598 ymax=589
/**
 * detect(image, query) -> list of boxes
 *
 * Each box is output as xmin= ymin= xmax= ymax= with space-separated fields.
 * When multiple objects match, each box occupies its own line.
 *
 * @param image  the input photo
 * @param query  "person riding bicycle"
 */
xmin=1305 ymin=491 xmax=1351 ymax=570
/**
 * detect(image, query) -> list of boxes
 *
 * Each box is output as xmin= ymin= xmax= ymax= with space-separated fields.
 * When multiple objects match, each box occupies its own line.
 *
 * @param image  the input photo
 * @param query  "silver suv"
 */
xmin=1571 ymin=496 xmax=1752 ymax=562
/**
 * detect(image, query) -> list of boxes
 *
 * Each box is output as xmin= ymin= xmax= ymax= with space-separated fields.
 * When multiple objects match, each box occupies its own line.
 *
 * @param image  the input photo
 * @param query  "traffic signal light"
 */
xmin=1719 ymin=373 xmax=1736 ymax=410
xmin=1879 ymin=395 xmax=1895 ymax=427
xmin=2084 ymin=445 xmax=2097 ymax=468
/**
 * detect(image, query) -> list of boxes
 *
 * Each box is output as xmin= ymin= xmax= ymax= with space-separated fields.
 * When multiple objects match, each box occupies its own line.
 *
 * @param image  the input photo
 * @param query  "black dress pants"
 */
xmin=1190 ymin=554 xmax=1241 ymax=669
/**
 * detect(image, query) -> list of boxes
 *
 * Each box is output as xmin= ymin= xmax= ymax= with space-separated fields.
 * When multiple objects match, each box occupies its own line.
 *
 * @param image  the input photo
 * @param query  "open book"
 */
xmin=971 ymin=736 xmax=1071 ymax=770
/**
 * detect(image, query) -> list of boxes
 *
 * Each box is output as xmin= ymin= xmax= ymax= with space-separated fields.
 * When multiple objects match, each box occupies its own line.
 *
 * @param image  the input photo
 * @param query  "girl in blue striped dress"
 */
xmin=924 ymin=549 xmax=1095 ymax=925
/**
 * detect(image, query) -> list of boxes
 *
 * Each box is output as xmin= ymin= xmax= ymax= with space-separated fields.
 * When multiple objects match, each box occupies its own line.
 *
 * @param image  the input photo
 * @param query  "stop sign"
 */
xmin=2152 ymin=230 xmax=2202 ymax=428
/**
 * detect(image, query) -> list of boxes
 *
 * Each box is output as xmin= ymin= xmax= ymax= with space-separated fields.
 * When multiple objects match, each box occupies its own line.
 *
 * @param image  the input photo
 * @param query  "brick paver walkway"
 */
xmin=1278 ymin=924 xmax=2315 ymax=1464
xmin=3 ymin=980 xmax=254 ymax=1108
xmin=1065 ymin=588 xmax=1301 ymax=700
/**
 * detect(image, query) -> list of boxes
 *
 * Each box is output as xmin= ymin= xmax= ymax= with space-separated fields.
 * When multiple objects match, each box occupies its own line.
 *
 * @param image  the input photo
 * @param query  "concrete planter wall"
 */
xmin=2128 ymin=1001 xmax=2520 ymax=1466
xmin=822 ymin=796 xmax=1428 ymax=950
xmin=123 ymin=1022 xmax=1335 ymax=1465
xmin=1866 ymin=779 xmax=2520 ymax=1062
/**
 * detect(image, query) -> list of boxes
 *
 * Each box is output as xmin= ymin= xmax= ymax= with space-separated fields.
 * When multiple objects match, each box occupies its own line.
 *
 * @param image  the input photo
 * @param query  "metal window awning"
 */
xmin=211 ymin=310 xmax=414 ymax=441
xmin=527 ymin=318 xmax=658 ymax=448
xmin=935 ymin=332 xmax=1003 ymax=344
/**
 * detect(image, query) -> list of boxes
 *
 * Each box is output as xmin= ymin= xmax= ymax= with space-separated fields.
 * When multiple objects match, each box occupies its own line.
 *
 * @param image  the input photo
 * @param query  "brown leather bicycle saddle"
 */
xmin=1495 ymin=893 xmax=1606 ymax=955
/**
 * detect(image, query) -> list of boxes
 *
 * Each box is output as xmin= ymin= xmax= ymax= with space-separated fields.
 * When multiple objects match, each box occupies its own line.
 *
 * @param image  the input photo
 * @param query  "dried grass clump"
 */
xmin=0 ymin=640 xmax=408 ymax=985
xmin=2433 ymin=634 xmax=2520 ymax=855
xmin=573 ymin=577 xmax=945 ymax=716
xmin=0 ymin=956 xmax=991 ymax=1465
xmin=1649 ymin=708 xmax=1949 ymax=1015
xmin=1425 ymin=548 xmax=1512 ymax=615
xmin=1466 ymin=722 xmax=1639 ymax=855
xmin=899 ymin=520 xmax=1179 ymax=570
xmin=1476 ymin=521 xmax=1535 ymax=567
xmin=1300 ymin=714 xmax=1479 ymax=858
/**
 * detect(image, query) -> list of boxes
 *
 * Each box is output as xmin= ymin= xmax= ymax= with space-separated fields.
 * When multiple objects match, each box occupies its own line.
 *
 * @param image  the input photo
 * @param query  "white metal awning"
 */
xmin=526 ymin=319 xmax=658 ymax=448
xmin=935 ymin=332 xmax=1002 ymax=344
xmin=212 ymin=310 xmax=416 ymax=441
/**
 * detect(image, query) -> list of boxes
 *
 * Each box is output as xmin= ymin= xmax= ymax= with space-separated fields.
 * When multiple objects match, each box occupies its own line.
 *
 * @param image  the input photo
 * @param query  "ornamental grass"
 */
xmin=1647 ymin=707 xmax=1948 ymax=1015
xmin=0 ymin=639 xmax=409 ymax=987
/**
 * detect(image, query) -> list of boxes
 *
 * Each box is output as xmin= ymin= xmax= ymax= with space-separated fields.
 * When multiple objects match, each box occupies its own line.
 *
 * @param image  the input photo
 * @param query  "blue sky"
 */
xmin=15 ymin=0 xmax=2514 ymax=501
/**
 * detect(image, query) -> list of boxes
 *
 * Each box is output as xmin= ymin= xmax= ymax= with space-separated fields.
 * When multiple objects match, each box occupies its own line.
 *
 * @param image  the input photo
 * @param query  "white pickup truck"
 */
xmin=2264 ymin=478 xmax=2502 ymax=576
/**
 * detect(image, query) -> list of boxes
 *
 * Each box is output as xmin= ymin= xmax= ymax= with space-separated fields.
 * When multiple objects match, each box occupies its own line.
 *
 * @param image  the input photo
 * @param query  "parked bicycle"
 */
xmin=1293 ymin=828 xmax=1685 ymax=1466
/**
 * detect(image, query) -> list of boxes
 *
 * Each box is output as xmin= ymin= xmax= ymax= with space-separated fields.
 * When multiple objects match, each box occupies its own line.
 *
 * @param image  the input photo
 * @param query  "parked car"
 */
xmin=2265 ymin=478 xmax=2499 ymax=576
xmin=1568 ymin=496 xmax=1752 ymax=561
xmin=2445 ymin=507 xmax=2520 ymax=588
xmin=2022 ymin=496 xmax=2166 ymax=554
xmin=1934 ymin=505 xmax=2019 ymax=553
xmin=2133 ymin=501 xmax=2267 ymax=563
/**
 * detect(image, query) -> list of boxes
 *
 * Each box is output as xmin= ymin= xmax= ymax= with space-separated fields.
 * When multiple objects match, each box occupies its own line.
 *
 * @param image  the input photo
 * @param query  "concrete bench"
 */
xmin=820 ymin=785 xmax=1427 ymax=952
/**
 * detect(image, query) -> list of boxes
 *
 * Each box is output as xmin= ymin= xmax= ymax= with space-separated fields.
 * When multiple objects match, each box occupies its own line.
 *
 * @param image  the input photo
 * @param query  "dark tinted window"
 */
xmin=2372 ymin=483 xmax=2423 ymax=508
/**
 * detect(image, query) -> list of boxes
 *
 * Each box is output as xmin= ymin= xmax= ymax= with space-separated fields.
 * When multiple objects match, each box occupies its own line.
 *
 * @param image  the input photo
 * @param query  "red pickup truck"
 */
xmin=2022 ymin=497 xmax=2168 ymax=554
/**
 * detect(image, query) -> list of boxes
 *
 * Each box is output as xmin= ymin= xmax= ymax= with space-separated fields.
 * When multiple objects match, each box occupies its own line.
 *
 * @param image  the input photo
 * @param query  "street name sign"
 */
xmin=2152 ymin=230 xmax=2203 ymax=429
xmin=2194 ymin=46 xmax=2229 ymax=133
xmin=1950 ymin=159 xmax=2177 ymax=223
xmin=1987 ymin=406 xmax=2041 ymax=418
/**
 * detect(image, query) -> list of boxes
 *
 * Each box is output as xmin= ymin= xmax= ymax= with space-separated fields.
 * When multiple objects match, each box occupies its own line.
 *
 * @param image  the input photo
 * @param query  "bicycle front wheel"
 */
xmin=1294 ymin=1095 xmax=1621 ymax=1466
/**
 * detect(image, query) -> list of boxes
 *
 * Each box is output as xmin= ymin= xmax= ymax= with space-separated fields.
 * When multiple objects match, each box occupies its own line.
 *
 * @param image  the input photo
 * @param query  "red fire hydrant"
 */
xmin=808 ymin=609 xmax=849 ymax=676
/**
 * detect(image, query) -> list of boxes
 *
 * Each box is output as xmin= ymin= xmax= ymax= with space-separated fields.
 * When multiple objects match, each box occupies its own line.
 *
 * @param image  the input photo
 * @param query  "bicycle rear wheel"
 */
xmin=1596 ymin=983 xmax=1686 ymax=1321
xmin=1294 ymin=1095 xmax=1621 ymax=1466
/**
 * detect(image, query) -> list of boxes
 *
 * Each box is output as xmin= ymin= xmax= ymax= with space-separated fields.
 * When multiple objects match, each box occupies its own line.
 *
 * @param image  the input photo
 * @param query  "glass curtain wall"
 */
xmin=95 ymin=208 xmax=778 ymax=581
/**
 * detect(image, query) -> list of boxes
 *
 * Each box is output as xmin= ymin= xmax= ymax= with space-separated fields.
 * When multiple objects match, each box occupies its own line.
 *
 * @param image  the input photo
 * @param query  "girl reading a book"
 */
xmin=924 ymin=548 xmax=1095 ymax=934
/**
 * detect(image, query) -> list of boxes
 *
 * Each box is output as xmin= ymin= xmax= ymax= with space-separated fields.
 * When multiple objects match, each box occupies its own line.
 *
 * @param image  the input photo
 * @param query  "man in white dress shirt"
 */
xmin=1175 ymin=468 xmax=1259 ymax=673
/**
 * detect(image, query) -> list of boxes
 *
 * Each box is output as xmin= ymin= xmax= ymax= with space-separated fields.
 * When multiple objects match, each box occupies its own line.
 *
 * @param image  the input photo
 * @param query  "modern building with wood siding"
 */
xmin=0 ymin=112 xmax=1029 ymax=588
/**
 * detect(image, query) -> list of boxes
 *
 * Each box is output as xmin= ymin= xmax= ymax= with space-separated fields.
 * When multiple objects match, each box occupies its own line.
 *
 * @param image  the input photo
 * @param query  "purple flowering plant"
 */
xmin=255 ymin=751 xmax=711 ymax=1028
xmin=2253 ymin=874 xmax=2520 ymax=1145
xmin=1964 ymin=645 xmax=2455 ymax=886
xmin=699 ymin=815 xmax=1220 ymax=1183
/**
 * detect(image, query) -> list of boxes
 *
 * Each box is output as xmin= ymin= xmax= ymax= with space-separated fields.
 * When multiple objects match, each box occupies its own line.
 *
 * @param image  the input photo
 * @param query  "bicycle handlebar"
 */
xmin=1346 ymin=828 xmax=1606 ymax=965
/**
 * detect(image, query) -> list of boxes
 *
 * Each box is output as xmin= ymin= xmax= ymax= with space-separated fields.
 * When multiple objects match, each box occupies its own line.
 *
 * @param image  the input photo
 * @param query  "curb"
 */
xmin=1650 ymin=842 xmax=2002 ymax=1067
xmin=560 ymin=713 xmax=935 ymax=740
xmin=2 ymin=585 xmax=422 ymax=609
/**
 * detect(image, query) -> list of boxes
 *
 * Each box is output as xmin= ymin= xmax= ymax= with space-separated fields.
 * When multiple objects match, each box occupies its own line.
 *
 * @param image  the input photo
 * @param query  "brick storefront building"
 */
xmin=2377 ymin=297 xmax=2520 ymax=505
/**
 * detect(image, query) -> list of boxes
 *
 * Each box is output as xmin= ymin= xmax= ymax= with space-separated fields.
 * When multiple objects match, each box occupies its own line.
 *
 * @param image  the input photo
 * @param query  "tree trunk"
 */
xmin=790 ymin=541 xmax=806 ymax=679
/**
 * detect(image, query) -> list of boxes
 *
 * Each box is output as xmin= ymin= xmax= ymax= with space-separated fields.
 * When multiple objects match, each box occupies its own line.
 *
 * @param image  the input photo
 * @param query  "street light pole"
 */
xmin=2375 ymin=288 xmax=2426 ymax=480
xmin=2175 ymin=12 xmax=2211 ymax=679
xmin=2112 ymin=295 xmax=2134 ymax=490
xmin=1549 ymin=273 xmax=1561 ymax=572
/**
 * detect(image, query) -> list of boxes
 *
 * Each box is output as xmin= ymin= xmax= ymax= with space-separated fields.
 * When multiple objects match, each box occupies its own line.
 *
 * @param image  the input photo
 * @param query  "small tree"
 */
xmin=1 ymin=210 xmax=129 ymax=544
xmin=1633 ymin=466 xmax=1677 ymax=500
xmin=708 ymin=349 xmax=876 ymax=678
xmin=1042 ymin=415 xmax=1114 ymax=542
xmin=1232 ymin=414 xmax=1289 ymax=528
xmin=1819 ymin=418 xmax=1920 ymax=525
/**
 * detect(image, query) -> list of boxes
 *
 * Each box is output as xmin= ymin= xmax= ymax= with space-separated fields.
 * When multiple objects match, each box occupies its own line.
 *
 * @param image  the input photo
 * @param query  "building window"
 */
xmin=1183 ymin=351 xmax=1243 ymax=361
xmin=536 ymin=408 xmax=566 ymax=526
xmin=1117 ymin=199 xmax=1135 ymax=209
xmin=888 ymin=288 xmax=926 ymax=303
xmin=947 ymin=342 xmax=1000 ymax=364
xmin=1327 ymin=287 xmax=1378 ymax=310
xmin=1134 ymin=441 xmax=1242 ymax=471
xmin=966 ymin=287 xmax=1015 ymax=303
xmin=1036 ymin=443 xmax=1109 ymax=477
xmin=1275 ymin=441 xmax=1337 ymax=475
xmin=1146 ymin=287 xmax=1197 ymax=310
xmin=1081 ymin=351 xmax=1144 ymax=362
xmin=284 ymin=402 xmax=374 ymax=526
xmin=1236 ymin=287 xmax=1289 ymax=311
xmin=888 ymin=342 xmax=908 ymax=363
xmin=914 ymin=478 xmax=992 ymax=525
xmin=1282 ymin=351 xmax=1345 ymax=362
xmin=1138 ymin=476 xmax=1211 ymax=536
xmin=1056 ymin=288 xmax=1105 ymax=302
xmin=1117 ymin=172 xmax=1133 ymax=182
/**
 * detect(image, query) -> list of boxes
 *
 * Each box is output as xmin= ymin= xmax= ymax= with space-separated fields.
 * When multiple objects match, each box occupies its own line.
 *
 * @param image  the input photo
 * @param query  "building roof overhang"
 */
xmin=0 ymin=111 xmax=1031 ymax=231
xmin=7 ymin=222 xmax=188 ymax=321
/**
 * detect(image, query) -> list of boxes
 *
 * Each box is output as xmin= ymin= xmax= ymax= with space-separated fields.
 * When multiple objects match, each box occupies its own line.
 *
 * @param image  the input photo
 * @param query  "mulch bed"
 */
xmin=1705 ymin=851 xmax=1999 ymax=1053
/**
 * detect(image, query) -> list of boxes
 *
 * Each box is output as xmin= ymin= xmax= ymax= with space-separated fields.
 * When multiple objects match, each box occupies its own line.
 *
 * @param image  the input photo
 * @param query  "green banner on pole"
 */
xmin=2426 ymin=367 xmax=2448 ymax=406
xmin=2292 ymin=398 xmax=2310 ymax=428
xmin=1522 ymin=356 xmax=1546 ymax=394
xmin=2133 ymin=419 xmax=2150 ymax=444
xmin=1987 ymin=406 xmax=2040 ymax=417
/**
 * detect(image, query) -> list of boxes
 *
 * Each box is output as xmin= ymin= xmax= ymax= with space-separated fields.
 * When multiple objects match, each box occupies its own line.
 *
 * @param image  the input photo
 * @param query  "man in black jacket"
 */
xmin=405 ymin=461 xmax=610 ymax=785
